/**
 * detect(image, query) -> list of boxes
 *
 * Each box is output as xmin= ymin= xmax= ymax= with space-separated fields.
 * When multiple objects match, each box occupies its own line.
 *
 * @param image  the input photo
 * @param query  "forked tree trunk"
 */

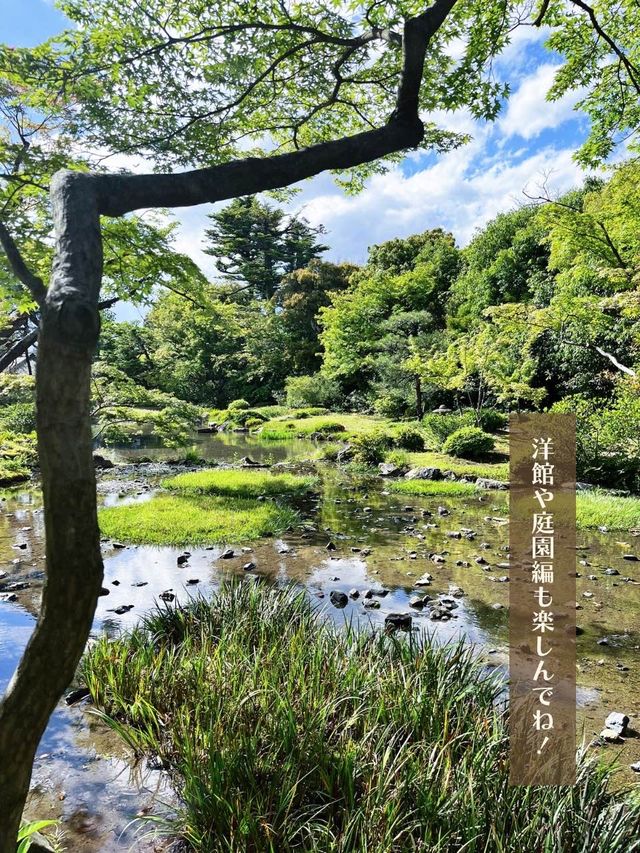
xmin=0 ymin=173 xmax=104 ymax=850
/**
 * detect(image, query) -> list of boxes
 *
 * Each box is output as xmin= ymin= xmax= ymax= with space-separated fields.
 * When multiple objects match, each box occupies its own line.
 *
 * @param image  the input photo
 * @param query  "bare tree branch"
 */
xmin=0 ymin=221 xmax=47 ymax=305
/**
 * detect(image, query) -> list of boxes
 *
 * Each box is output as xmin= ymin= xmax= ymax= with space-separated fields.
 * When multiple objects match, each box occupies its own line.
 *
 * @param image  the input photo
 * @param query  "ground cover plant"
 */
xmin=99 ymin=494 xmax=299 ymax=546
xmin=83 ymin=582 xmax=640 ymax=853
xmin=389 ymin=479 xmax=479 ymax=497
xmin=163 ymin=468 xmax=317 ymax=499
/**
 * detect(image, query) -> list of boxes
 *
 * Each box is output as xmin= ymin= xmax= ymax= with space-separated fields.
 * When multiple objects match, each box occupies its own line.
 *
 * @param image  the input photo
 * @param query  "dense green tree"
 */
xmin=203 ymin=196 xmax=328 ymax=299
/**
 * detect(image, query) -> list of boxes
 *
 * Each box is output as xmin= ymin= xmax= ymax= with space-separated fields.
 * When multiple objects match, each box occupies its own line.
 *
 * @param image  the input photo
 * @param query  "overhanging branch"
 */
xmin=92 ymin=0 xmax=457 ymax=217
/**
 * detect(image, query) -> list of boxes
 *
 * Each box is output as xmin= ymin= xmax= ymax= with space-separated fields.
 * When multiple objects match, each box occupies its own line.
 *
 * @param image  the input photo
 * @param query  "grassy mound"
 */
xmin=99 ymin=494 xmax=298 ymax=545
xmin=84 ymin=583 xmax=640 ymax=852
xmin=576 ymin=490 xmax=640 ymax=530
xmin=163 ymin=468 xmax=317 ymax=499
xmin=389 ymin=479 xmax=479 ymax=497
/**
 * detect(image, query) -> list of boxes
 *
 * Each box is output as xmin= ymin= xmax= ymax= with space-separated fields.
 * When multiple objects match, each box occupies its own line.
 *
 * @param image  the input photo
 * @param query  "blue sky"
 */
xmin=2 ymin=0 xmax=595 ymax=292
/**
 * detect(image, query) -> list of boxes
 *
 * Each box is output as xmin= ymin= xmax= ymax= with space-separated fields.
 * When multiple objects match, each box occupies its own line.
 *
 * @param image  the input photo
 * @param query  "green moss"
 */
xmin=163 ymin=468 xmax=316 ymax=498
xmin=99 ymin=494 xmax=298 ymax=545
xmin=576 ymin=490 xmax=640 ymax=530
xmin=389 ymin=479 xmax=479 ymax=497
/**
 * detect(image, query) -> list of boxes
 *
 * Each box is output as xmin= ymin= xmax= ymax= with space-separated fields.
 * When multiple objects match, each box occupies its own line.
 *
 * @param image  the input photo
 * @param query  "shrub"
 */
xmin=393 ymin=425 xmax=425 ymax=451
xmin=285 ymin=374 xmax=342 ymax=409
xmin=421 ymin=411 xmax=476 ymax=447
xmin=350 ymin=429 xmax=395 ymax=466
xmin=244 ymin=417 xmax=264 ymax=430
xmin=384 ymin=449 xmax=409 ymax=468
xmin=477 ymin=409 xmax=508 ymax=433
xmin=0 ymin=374 xmax=35 ymax=405
xmin=442 ymin=426 xmax=495 ymax=459
xmin=227 ymin=399 xmax=251 ymax=411
xmin=0 ymin=402 xmax=36 ymax=434
xmin=232 ymin=409 xmax=268 ymax=426
xmin=373 ymin=392 xmax=409 ymax=419
xmin=291 ymin=407 xmax=329 ymax=419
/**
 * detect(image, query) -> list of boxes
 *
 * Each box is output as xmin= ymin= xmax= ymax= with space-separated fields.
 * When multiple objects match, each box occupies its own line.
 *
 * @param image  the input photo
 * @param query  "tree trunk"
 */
xmin=0 ymin=173 xmax=104 ymax=849
xmin=415 ymin=374 xmax=423 ymax=421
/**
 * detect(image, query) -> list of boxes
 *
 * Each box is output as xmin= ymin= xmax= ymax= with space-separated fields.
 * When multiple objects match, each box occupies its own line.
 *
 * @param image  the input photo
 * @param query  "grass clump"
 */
xmin=83 ymin=582 xmax=640 ymax=853
xmin=163 ymin=468 xmax=316 ymax=498
xmin=99 ymin=494 xmax=298 ymax=545
xmin=390 ymin=479 xmax=479 ymax=497
xmin=576 ymin=490 xmax=640 ymax=530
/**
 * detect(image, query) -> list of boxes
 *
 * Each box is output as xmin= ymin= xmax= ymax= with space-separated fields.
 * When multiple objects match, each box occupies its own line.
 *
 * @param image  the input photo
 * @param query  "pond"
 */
xmin=1 ymin=431 xmax=639 ymax=849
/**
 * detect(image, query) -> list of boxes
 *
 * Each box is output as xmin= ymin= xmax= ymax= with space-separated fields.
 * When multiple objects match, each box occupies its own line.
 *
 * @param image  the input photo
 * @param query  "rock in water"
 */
xmin=475 ymin=477 xmax=509 ymax=490
xmin=93 ymin=454 xmax=114 ymax=469
xmin=378 ymin=462 xmax=403 ymax=477
xmin=330 ymin=590 xmax=349 ymax=608
xmin=65 ymin=687 xmax=91 ymax=706
xmin=604 ymin=711 xmax=630 ymax=736
xmin=385 ymin=613 xmax=412 ymax=631
xmin=404 ymin=467 xmax=443 ymax=481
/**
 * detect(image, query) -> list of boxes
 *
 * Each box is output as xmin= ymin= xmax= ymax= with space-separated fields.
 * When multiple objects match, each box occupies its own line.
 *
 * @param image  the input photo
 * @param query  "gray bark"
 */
xmin=0 ymin=172 xmax=103 ymax=851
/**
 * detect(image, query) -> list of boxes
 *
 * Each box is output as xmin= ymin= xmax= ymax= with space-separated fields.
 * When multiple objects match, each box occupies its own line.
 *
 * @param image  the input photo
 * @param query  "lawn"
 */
xmin=99 ymin=493 xmax=298 ymax=545
xmin=389 ymin=479 xmax=480 ymax=497
xmin=163 ymin=468 xmax=317 ymax=498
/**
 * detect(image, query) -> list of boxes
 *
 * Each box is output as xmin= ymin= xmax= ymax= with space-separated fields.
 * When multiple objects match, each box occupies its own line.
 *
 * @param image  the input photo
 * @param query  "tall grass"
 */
xmin=83 ymin=582 xmax=640 ymax=852
xmin=576 ymin=490 xmax=640 ymax=530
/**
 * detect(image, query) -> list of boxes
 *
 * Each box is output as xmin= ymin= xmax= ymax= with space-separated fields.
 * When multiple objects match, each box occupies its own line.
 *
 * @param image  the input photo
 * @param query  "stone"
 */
xmin=409 ymin=595 xmax=428 ymax=608
xmin=187 ymin=578 xmax=200 ymax=585
xmin=604 ymin=712 xmax=630 ymax=736
xmin=385 ymin=613 xmax=412 ymax=631
xmin=177 ymin=554 xmax=189 ymax=566
xmin=99 ymin=587 xmax=110 ymax=596
xmin=348 ymin=588 xmax=360 ymax=599
xmin=159 ymin=591 xmax=175 ymax=602
xmin=330 ymin=590 xmax=349 ymax=608
xmin=0 ymin=593 xmax=17 ymax=603
xmin=447 ymin=531 xmax=462 ymax=539
xmin=108 ymin=604 xmax=134 ymax=615
xmin=623 ymin=554 xmax=639 ymax=561
xmin=475 ymin=477 xmax=509 ymax=490
xmin=492 ymin=603 xmax=505 ymax=610
xmin=112 ymin=542 xmax=126 ymax=549
xmin=220 ymin=548 xmax=235 ymax=559
xmin=93 ymin=454 xmax=114 ymax=469
xmin=336 ymin=444 xmax=355 ymax=463
xmin=599 ymin=728 xmax=623 ymax=743
xmin=65 ymin=686 xmax=91 ymax=706
xmin=631 ymin=762 xmax=640 ymax=773
xmin=326 ymin=541 xmax=337 ymax=551
xmin=363 ymin=599 xmax=380 ymax=609
xmin=604 ymin=568 xmax=620 ymax=576
xmin=437 ymin=506 xmax=449 ymax=516
xmin=414 ymin=574 xmax=433 ymax=586
xmin=378 ymin=463 xmax=403 ymax=476
xmin=243 ymin=562 xmax=257 ymax=571
xmin=404 ymin=467 xmax=443 ymax=480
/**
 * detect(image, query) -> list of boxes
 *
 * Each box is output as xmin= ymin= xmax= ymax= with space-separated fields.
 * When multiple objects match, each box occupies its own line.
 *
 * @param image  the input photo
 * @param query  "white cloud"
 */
xmin=499 ymin=63 xmax=584 ymax=140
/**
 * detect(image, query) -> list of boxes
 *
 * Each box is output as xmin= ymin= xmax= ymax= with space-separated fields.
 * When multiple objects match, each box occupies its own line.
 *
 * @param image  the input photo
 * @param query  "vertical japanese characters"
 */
xmin=509 ymin=414 xmax=576 ymax=786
